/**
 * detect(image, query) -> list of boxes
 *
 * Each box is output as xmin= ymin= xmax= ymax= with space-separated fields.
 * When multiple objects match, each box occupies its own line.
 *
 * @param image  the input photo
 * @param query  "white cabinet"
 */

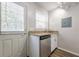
xmin=51 ymin=33 xmax=58 ymax=52
xmin=29 ymin=35 xmax=40 ymax=57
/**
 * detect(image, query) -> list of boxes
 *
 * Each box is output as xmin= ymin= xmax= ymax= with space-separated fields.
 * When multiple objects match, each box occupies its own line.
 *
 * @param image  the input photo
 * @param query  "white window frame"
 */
xmin=35 ymin=9 xmax=48 ymax=30
xmin=0 ymin=2 xmax=25 ymax=34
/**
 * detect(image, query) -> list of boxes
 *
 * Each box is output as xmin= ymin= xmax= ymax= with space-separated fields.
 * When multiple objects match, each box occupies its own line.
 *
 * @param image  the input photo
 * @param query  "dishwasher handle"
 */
xmin=40 ymin=35 xmax=51 ymax=40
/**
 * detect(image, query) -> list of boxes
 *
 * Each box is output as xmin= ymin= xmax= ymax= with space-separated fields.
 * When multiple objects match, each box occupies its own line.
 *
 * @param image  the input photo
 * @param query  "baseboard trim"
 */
xmin=58 ymin=47 xmax=79 ymax=56
xmin=48 ymin=48 xmax=57 ymax=57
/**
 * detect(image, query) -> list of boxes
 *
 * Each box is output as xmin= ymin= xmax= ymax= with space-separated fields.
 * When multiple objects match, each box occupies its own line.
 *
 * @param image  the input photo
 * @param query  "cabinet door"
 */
xmin=0 ymin=40 xmax=3 ymax=57
xmin=30 ymin=35 xmax=40 ymax=57
xmin=3 ymin=39 xmax=12 ymax=57
xmin=51 ymin=34 xmax=57 ymax=52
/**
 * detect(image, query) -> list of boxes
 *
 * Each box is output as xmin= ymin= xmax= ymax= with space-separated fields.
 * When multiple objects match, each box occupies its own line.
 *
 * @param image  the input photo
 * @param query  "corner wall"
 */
xmin=49 ymin=5 xmax=79 ymax=56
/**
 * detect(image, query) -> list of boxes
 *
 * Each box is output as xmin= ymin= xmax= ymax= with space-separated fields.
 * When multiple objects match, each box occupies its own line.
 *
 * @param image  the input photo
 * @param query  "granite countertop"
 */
xmin=29 ymin=31 xmax=58 ymax=36
xmin=30 ymin=33 xmax=51 ymax=36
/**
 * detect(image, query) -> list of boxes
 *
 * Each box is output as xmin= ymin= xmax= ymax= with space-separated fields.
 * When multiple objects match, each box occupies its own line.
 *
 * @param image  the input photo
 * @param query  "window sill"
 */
xmin=0 ymin=31 xmax=27 ymax=35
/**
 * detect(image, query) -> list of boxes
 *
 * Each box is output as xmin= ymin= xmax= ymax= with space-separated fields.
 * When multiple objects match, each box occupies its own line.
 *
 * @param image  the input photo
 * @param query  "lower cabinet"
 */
xmin=29 ymin=34 xmax=57 ymax=57
xmin=0 ymin=35 xmax=27 ymax=57
xmin=29 ymin=35 xmax=40 ymax=57
xmin=51 ymin=33 xmax=58 ymax=52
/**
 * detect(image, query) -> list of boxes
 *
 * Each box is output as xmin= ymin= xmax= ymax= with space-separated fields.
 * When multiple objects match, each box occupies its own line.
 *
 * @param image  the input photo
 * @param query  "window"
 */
xmin=36 ymin=9 xmax=48 ymax=29
xmin=1 ymin=2 xmax=24 ymax=32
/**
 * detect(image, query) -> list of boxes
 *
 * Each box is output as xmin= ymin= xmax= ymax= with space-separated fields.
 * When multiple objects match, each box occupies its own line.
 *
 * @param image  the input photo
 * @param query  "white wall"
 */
xmin=49 ymin=5 xmax=79 ymax=55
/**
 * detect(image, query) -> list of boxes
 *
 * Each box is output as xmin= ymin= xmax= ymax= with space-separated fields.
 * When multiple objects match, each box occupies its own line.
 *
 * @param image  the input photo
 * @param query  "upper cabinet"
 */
xmin=35 ymin=9 xmax=48 ymax=30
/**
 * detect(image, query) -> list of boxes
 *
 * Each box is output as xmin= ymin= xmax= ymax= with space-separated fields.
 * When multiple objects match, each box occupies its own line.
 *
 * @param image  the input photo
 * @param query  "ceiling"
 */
xmin=35 ymin=2 xmax=79 ymax=11
xmin=35 ymin=2 xmax=59 ymax=11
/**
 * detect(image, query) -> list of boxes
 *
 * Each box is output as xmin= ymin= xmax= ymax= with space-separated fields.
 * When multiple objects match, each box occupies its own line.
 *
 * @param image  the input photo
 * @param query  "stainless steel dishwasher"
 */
xmin=40 ymin=35 xmax=51 ymax=57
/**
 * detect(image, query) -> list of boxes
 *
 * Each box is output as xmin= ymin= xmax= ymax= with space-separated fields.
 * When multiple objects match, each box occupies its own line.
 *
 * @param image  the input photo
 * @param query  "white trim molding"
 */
xmin=58 ymin=47 xmax=79 ymax=56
